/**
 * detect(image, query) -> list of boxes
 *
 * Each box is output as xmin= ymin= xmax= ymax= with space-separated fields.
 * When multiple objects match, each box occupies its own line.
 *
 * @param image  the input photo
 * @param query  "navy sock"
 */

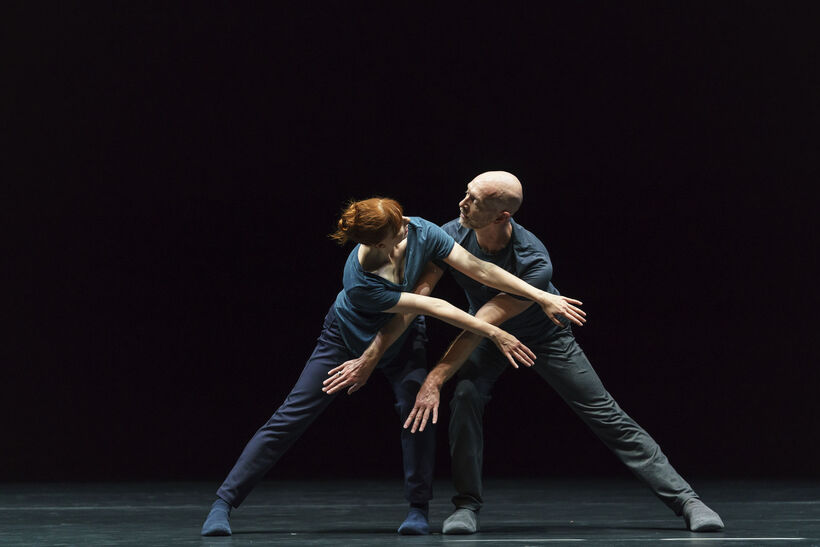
xmin=201 ymin=498 xmax=232 ymax=536
xmin=398 ymin=503 xmax=430 ymax=535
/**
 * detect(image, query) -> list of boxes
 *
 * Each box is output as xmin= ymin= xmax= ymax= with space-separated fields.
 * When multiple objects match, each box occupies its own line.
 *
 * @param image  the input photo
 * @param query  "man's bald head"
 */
xmin=470 ymin=171 xmax=523 ymax=216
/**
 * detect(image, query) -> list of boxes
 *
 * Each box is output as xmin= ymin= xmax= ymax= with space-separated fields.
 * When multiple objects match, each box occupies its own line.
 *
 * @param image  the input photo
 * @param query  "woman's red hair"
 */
xmin=330 ymin=197 xmax=404 ymax=246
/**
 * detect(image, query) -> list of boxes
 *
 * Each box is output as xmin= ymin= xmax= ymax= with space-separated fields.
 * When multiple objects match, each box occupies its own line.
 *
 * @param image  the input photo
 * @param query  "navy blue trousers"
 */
xmin=216 ymin=306 xmax=435 ymax=507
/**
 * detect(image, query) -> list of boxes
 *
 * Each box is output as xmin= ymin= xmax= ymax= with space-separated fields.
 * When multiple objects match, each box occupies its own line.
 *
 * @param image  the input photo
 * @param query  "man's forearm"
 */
xmin=364 ymin=312 xmax=418 ymax=361
xmin=424 ymin=330 xmax=483 ymax=389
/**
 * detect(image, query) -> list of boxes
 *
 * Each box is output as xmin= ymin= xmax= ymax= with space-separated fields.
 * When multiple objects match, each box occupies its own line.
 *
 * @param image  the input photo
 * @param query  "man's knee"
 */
xmin=450 ymin=379 xmax=484 ymax=411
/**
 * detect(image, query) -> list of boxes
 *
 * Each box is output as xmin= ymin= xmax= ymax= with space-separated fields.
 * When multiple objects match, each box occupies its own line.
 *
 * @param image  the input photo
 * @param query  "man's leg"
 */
xmin=382 ymin=319 xmax=435 ymax=534
xmin=532 ymin=328 xmax=722 ymax=530
xmin=202 ymin=307 xmax=350 ymax=536
xmin=444 ymin=341 xmax=507 ymax=533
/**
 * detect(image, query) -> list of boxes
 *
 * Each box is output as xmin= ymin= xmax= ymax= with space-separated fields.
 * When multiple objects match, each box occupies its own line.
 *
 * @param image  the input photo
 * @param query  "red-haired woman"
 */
xmin=202 ymin=198 xmax=584 ymax=536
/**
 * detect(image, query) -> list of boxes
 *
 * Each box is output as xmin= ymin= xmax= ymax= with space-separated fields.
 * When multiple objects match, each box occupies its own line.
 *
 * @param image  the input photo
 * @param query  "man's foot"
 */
xmin=201 ymin=498 xmax=232 ymax=536
xmin=683 ymin=498 xmax=724 ymax=532
xmin=442 ymin=507 xmax=478 ymax=534
xmin=397 ymin=505 xmax=429 ymax=535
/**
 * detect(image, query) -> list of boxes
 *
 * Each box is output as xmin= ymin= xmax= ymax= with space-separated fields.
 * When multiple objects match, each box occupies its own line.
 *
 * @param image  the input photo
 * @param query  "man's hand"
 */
xmin=540 ymin=293 xmax=586 ymax=327
xmin=403 ymin=380 xmax=441 ymax=433
xmin=322 ymin=354 xmax=378 ymax=395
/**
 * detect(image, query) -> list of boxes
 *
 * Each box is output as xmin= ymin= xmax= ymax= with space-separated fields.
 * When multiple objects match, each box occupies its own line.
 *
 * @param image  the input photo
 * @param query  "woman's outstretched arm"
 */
xmin=443 ymin=243 xmax=586 ymax=327
xmin=323 ymin=262 xmax=444 ymax=395
xmin=384 ymin=292 xmax=536 ymax=369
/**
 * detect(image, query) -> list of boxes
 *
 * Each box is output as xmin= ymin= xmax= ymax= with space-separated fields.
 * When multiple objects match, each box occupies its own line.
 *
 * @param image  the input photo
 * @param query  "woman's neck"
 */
xmin=358 ymin=240 xmax=406 ymax=275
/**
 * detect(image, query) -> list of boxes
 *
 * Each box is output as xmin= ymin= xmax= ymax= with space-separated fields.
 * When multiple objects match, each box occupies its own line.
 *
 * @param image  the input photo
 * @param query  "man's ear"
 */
xmin=494 ymin=211 xmax=511 ymax=224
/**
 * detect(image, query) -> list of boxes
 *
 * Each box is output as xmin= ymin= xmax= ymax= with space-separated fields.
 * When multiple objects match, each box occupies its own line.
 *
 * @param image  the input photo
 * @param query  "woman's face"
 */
xmin=378 ymin=217 xmax=410 ymax=250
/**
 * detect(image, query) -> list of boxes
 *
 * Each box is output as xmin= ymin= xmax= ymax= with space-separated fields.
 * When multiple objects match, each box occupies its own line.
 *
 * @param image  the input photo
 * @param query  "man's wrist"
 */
xmin=426 ymin=369 xmax=447 ymax=390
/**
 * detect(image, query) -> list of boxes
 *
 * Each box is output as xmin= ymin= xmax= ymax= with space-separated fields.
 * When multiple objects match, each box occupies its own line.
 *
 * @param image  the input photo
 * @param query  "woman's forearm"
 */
xmin=424 ymin=297 xmax=501 ymax=340
xmin=446 ymin=244 xmax=546 ymax=304
xmin=479 ymin=261 xmax=546 ymax=302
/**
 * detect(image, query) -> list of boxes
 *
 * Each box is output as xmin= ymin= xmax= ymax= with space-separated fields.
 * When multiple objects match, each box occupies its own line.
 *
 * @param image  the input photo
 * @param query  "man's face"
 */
xmin=458 ymin=181 xmax=499 ymax=229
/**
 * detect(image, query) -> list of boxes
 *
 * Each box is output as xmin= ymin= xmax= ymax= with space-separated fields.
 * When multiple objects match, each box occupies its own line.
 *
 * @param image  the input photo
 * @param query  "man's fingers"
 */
xmin=411 ymin=408 xmax=424 ymax=433
xmin=418 ymin=408 xmax=431 ymax=432
xmin=432 ymin=405 xmax=439 ymax=425
xmin=347 ymin=383 xmax=360 ymax=395
xmin=404 ymin=407 xmax=418 ymax=429
xmin=328 ymin=364 xmax=345 ymax=376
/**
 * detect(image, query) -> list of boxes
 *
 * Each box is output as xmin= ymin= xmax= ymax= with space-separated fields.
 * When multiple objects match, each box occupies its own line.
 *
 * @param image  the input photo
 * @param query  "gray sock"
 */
xmin=442 ymin=507 xmax=478 ymax=534
xmin=683 ymin=498 xmax=724 ymax=532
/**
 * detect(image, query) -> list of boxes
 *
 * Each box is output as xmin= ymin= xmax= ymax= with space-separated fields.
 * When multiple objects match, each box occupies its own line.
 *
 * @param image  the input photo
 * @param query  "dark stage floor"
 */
xmin=1 ymin=478 xmax=818 ymax=546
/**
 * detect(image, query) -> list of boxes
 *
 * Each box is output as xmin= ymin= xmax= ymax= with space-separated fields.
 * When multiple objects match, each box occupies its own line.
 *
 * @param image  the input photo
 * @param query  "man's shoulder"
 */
xmin=510 ymin=220 xmax=549 ymax=256
xmin=441 ymin=218 xmax=467 ymax=238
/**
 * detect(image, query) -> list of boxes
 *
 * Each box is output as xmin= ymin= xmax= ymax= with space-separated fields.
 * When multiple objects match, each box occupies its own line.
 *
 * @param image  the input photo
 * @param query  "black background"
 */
xmin=6 ymin=2 xmax=819 ymax=482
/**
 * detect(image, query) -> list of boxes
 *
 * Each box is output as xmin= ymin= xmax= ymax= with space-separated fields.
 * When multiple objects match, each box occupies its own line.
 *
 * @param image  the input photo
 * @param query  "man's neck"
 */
xmin=474 ymin=221 xmax=512 ymax=254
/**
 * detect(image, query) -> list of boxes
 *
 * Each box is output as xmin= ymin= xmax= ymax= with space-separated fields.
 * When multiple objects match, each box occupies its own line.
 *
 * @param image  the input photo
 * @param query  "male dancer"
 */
xmin=330 ymin=171 xmax=724 ymax=534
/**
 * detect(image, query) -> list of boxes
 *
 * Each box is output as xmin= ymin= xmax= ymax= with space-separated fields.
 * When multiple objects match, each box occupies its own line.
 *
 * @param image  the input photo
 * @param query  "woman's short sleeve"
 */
xmin=417 ymin=217 xmax=456 ymax=261
xmin=346 ymin=283 xmax=401 ymax=312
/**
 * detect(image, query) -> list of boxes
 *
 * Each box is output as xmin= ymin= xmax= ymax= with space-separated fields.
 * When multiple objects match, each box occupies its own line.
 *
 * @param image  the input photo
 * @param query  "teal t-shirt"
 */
xmin=333 ymin=217 xmax=455 ymax=360
xmin=436 ymin=218 xmax=564 ymax=343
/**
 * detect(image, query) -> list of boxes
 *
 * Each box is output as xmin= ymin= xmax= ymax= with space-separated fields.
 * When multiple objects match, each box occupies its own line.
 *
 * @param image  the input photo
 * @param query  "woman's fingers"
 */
xmin=518 ymin=347 xmax=535 ymax=367
xmin=521 ymin=343 xmax=537 ymax=362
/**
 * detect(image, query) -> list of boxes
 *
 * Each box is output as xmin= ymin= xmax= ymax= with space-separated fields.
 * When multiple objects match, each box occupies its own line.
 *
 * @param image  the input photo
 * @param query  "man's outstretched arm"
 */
xmin=322 ymin=262 xmax=445 ymax=395
xmin=404 ymin=294 xmax=535 ymax=433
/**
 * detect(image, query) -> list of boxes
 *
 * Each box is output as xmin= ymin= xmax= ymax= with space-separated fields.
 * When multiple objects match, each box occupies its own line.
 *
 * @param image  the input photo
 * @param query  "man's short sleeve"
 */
xmin=507 ymin=254 xmax=553 ymax=300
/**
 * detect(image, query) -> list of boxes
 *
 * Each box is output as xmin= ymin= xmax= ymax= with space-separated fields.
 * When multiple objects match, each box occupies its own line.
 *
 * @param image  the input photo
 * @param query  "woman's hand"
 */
xmin=540 ymin=292 xmax=586 ymax=327
xmin=489 ymin=327 xmax=536 ymax=368
xmin=322 ymin=354 xmax=379 ymax=395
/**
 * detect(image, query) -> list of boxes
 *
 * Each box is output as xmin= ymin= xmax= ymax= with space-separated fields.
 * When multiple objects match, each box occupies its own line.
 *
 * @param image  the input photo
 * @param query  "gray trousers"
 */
xmin=449 ymin=326 xmax=697 ymax=516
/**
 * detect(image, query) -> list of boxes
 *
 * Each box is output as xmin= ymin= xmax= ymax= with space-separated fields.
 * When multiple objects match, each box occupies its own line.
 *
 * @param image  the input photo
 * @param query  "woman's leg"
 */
xmin=215 ymin=307 xmax=352 ymax=507
xmin=381 ymin=318 xmax=435 ymax=534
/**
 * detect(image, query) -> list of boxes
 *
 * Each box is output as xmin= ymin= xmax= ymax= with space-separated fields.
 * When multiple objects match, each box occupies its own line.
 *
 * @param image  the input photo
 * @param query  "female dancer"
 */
xmin=202 ymin=197 xmax=584 ymax=536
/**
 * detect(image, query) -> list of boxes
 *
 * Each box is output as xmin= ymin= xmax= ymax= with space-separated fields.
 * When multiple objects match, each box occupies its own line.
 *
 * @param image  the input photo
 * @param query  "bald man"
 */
xmin=333 ymin=171 xmax=724 ymax=534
